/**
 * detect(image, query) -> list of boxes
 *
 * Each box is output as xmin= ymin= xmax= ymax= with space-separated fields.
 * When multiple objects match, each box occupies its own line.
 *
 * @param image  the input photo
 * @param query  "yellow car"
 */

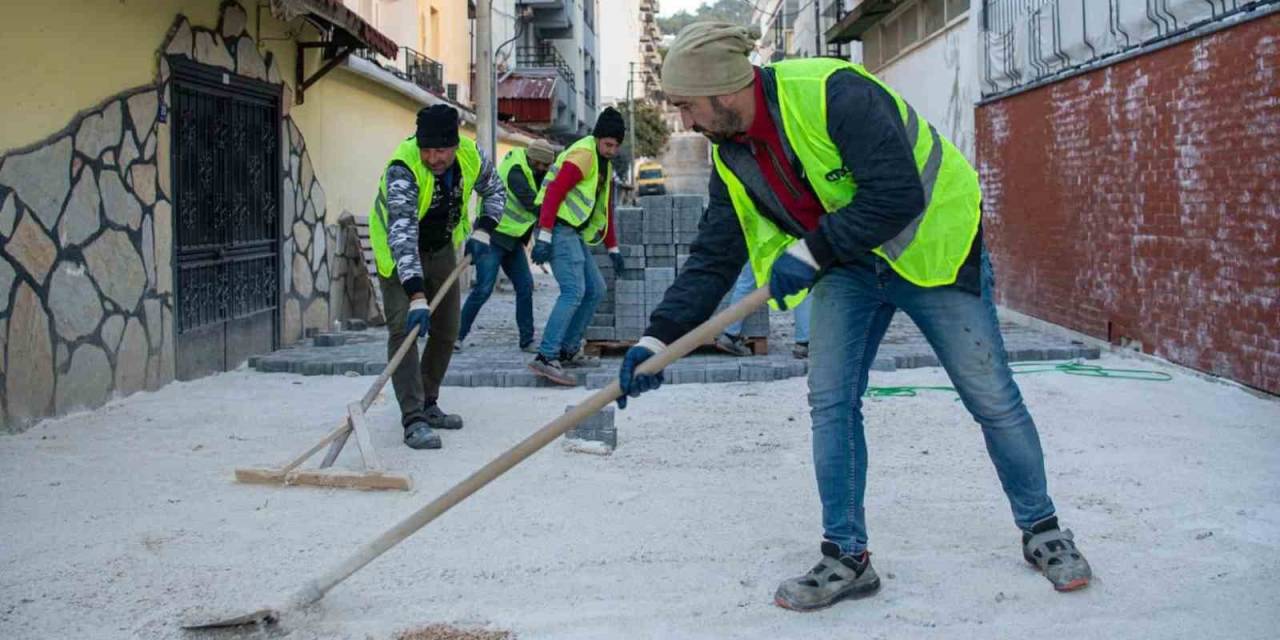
xmin=636 ymin=162 xmax=666 ymax=196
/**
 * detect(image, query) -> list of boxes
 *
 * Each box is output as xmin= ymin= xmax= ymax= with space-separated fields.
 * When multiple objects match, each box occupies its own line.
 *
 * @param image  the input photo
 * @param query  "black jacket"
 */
xmin=644 ymin=67 xmax=982 ymax=344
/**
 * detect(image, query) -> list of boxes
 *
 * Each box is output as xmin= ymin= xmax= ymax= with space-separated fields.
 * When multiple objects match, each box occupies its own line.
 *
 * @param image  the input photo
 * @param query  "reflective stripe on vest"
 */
xmin=713 ymin=58 xmax=982 ymax=308
xmin=368 ymin=136 xmax=482 ymax=278
xmin=535 ymin=135 xmax=612 ymax=245
xmin=495 ymin=147 xmax=539 ymax=238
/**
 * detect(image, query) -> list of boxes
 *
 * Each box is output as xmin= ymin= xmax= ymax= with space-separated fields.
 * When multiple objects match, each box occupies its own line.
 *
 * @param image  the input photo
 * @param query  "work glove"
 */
xmin=405 ymin=296 xmax=430 ymax=339
xmin=531 ymin=228 xmax=554 ymax=265
xmin=617 ymin=336 xmax=666 ymax=409
xmin=768 ymin=240 xmax=820 ymax=310
xmin=609 ymin=248 xmax=626 ymax=272
xmin=464 ymin=229 xmax=491 ymax=260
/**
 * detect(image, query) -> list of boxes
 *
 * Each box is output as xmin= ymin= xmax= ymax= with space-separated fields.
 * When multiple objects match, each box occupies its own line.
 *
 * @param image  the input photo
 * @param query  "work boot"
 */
xmin=519 ymin=339 xmax=538 ymax=354
xmin=792 ymin=342 xmax=809 ymax=359
xmin=529 ymin=354 xmax=576 ymax=386
xmin=715 ymin=333 xmax=753 ymax=357
xmin=1022 ymin=516 xmax=1092 ymax=591
xmin=560 ymin=348 xmax=601 ymax=368
xmin=403 ymin=420 xmax=442 ymax=450
xmin=424 ymin=401 xmax=463 ymax=430
xmin=774 ymin=541 xmax=881 ymax=611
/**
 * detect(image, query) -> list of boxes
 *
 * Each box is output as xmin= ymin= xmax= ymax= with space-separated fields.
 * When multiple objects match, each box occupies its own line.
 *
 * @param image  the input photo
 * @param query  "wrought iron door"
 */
xmin=170 ymin=58 xmax=281 ymax=380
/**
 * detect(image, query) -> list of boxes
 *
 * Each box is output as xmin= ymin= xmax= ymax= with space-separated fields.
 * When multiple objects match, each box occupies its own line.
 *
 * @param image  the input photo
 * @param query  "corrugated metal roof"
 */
xmin=498 ymin=73 xmax=558 ymax=100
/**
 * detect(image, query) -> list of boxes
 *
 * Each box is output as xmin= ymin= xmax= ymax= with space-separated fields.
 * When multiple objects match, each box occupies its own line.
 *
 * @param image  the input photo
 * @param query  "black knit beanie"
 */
xmin=592 ymin=107 xmax=626 ymax=142
xmin=416 ymin=105 xmax=460 ymax=149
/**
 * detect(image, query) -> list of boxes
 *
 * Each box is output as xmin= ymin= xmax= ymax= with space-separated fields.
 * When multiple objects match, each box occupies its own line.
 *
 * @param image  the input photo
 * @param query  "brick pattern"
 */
xmin=975 ymin=14 xmax=1280 ymax=395
xmin=587 ymin=195 xmax=768 ymax=342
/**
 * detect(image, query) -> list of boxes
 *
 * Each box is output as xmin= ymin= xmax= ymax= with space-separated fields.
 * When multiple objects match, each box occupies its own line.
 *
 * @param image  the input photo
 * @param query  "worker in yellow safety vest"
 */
xmin=614 ymin=23 xmax=1093 ymax=609
xmin=456 ymin=139 xmax=557 ymax=353
xmin=368 ymin=105 xmax=506 ymax=450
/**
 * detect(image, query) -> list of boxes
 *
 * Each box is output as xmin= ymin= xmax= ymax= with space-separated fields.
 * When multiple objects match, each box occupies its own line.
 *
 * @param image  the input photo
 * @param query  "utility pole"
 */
xmin=475 ymin=0 xmax=495 ymax=159
xmin=813 ymin=0 xmax=821 ymax=57
xmin=627 ymin=61 xmax=637 ymax=168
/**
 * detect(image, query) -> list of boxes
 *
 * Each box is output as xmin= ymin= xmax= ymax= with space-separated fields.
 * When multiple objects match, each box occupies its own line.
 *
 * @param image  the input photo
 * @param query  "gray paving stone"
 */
xmin=585 ymin=372 xmax=613 ymax=389
xmin=741 ymin=363 xmax=774 ymax=382
xmin=668 ymin=366 xmax=706 ymax=384
xmin=706 ymin=364 xmax=741 ymax=383
xmin=871 ymin=357 xmax=896 ymax=372
xmin=469 ymin=370 xmax=499 ymax=387
xmin=301 ymin=360 xmax=333 ymax=376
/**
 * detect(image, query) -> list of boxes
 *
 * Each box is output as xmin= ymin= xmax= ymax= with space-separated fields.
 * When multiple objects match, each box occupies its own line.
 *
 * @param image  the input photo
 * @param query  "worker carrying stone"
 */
xmin=369 ymin=104 xmax=506 ymax=450
xmin=456 ymin=138 xmax=557 ymax=353
xmin=614 ymin=23 xmax=1092 ymax=610
xmin=526 ymin=108 xmax=627 ymax=386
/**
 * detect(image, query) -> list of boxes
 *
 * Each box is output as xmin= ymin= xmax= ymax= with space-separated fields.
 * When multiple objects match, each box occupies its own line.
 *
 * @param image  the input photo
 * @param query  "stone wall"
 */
xmin=0 ymin=2 xmax=335 ymax=431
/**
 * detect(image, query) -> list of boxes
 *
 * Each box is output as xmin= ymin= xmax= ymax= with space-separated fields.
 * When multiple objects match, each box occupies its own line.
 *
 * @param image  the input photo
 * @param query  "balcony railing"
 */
xmin=354 ymin=46 xmax=446 ymax=97
xmin=516 ymin=44 xmax=576 ymax=91
xmin=403 ymin=47 xmax=445 ymax=95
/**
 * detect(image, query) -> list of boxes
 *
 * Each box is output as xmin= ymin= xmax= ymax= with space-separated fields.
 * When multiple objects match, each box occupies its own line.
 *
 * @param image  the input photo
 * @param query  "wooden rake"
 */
xmin=184 ymin=287 xmax=773 ymax=629
xmin=234 ymin=256 xmax=472 ymax=492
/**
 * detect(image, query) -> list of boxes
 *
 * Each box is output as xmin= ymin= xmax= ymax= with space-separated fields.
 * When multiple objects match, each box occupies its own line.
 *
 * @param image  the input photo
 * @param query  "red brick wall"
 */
xmin=976 ymin=13 xmax=1280 ymax=395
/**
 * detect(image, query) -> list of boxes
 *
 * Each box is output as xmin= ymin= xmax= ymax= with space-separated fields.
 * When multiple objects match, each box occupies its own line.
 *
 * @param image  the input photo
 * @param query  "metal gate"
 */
xmin=170 ymin=58 xmax=281 ymax=380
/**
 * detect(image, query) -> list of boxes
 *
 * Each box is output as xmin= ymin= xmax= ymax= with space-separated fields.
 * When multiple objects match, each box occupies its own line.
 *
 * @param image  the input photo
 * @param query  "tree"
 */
xmin=618 ymin=100 xmax=671 ymax=160
xmin=613 ymin=100 xmax=671 ymax=180
xmin=657 ymin=0 xmax=755 ymax=36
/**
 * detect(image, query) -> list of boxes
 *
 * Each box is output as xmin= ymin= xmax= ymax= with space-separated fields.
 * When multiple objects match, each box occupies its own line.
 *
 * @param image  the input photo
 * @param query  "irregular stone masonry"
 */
xmin=0 ymin=4 xmax=334 ymax=431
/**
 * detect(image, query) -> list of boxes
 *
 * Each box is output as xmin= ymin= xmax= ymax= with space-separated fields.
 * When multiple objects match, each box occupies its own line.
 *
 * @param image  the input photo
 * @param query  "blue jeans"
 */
xmin=724 ymin=265 xmax=811 ymax=343
xmin=539 ymin=225 xmax=605 ymax=359
xmin=458 ymin=240 xmax=535 ymax=346
xmin=807 ymin=255 xmax=1055 ymax=555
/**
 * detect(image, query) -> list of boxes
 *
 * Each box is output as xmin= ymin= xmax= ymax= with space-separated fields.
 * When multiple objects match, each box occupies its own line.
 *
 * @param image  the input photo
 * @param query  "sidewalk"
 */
xmin=252 ymin=271 xmax=1101 ymax=387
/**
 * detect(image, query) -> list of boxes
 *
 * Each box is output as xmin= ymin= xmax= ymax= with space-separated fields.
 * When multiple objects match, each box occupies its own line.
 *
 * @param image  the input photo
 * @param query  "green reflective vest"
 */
xmin=713 ymin=58 xmax=982 ymax=309
xmin=369 ymin=136 xmax=482 ymax=278
xmin=495 ymin=147 xmax=540 ymax=238
xmin=535 ymin=135 xmax=612 ymax=245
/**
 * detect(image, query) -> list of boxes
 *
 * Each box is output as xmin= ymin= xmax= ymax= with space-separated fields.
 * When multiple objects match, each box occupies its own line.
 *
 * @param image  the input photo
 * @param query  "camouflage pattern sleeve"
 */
xmin=385 ymin=163 xmax=424 ymax=291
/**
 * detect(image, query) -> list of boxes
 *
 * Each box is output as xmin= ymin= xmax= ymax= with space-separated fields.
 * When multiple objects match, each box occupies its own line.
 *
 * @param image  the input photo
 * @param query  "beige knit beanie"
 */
xmin=526 ymin=139 xmax=556 ymax=165
xmin=662 ymin=22 xmax=761 ymax=97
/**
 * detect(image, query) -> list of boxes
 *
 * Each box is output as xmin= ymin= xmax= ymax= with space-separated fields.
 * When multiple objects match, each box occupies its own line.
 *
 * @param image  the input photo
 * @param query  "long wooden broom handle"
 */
xmin=358 ymin=255 xmax=473 ymax=411
xmin=290 ymin=286 xmax=773 ymax=606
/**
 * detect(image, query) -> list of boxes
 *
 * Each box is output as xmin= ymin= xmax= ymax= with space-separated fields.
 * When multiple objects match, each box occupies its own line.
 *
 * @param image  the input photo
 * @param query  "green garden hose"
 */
xmin=864 ymin=361 xmax=1172 ymax=398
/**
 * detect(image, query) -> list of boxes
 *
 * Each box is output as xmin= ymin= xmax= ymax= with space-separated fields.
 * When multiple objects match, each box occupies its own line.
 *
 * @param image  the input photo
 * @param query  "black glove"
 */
xmin=609 ymin=250 xmax=625 ymax=272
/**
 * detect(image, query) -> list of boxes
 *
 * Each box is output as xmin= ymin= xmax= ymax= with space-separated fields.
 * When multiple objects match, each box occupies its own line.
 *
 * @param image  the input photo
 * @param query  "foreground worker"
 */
xmin=527 ymin=108 xmax=627 ymax=385
xmin=616 ymin=23 xmax=1092 ymax=610
xmin=370 ymin=105 xmax=505 ymax=450
xmin=457 ymin=139 xmax=557 ymax=352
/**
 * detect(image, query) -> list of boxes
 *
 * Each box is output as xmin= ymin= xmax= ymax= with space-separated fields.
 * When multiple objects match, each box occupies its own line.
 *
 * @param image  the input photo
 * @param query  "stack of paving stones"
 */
xmin=563 ymin=404 xmax=617 ymax=450
xmin=585 ymin=194 xmax=768 ymax=343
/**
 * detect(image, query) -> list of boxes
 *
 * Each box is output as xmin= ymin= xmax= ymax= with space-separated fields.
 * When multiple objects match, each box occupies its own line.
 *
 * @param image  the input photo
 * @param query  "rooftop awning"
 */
xmin=498 ymin=71 xmax=559 ymax=126
xmin=269 ymin=0 xmax=398 ymax=58
xmin=825 ymin=0 xmax=896 ymax=45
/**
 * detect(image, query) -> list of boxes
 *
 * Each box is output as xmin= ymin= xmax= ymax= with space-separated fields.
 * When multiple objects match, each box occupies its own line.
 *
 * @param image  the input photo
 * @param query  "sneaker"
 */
xmin=519 ymin=340 xmax=538 ymax=354
xmin=1022 ymin=517 xmax=1092 ymax=591
xmin=403 ymin=421 xmax=442 ymax=450
xmin=774 ymin=541 xmax=881 ymax=611
xmin=453 ymin=341 xmax=464 ymax=353
xmin=792 ymin=342 xmax=809 ymax=359
xmin=715 ymin=333 xmax=753 ymax=357
xmin=560 ymin=349 xmax=601 ymax=368
xmin=529 ymin=354 xmax=577 ymax=386
xmin=424 ymin=402 xmax=463 ymax=430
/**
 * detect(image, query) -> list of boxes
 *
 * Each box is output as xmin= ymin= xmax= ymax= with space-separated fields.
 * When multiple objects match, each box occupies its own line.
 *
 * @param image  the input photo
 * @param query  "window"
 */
xmin=447 ymin=84 xmax=458 ymax=101
xmin=862 ymin=0 xmax=969 ymax=71
xmin=900 ymin=4 xmax=920 ymax=49
xmin=924 ymin=0 xmax=945 ymax=34
xmin=638 ymin=169 xmax=663 ymax=180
